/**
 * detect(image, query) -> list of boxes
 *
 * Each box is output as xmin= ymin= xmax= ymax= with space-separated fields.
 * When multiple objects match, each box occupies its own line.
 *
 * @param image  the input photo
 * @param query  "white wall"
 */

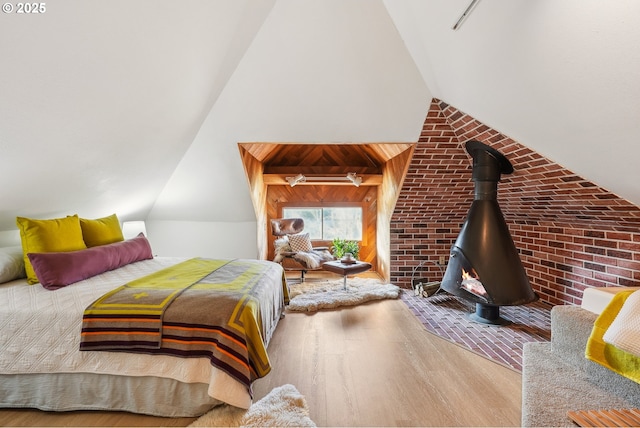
xmin=0 ymin=220 xmax=259 ymax=259
xmin=0 ymin=231 xmax=21 ymax=248
xmin=146 ymin=221 xmax=258 ymax=259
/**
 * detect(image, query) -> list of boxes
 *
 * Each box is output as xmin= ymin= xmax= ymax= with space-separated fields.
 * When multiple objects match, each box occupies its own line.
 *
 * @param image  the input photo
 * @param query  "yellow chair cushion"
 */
xmin=16 ymin=214 xmax=87 ymax=284
xmin=80 ymin=214 xmax=124 ymax=247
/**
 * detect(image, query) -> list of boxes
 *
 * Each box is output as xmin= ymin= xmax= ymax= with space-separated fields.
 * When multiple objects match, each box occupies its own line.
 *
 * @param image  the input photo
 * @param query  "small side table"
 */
xmin=322 ymin=260 xmax=372 ymax=290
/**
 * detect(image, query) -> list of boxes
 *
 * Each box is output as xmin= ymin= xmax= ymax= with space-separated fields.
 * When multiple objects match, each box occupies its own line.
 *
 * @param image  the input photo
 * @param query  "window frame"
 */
xmin=278 ymin=202 xmax=367 ymax=245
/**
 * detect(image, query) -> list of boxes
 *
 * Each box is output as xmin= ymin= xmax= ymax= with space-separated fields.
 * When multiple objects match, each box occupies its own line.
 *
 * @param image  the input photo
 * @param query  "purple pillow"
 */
xmin=27 ymin=233 xmax=153 ymax=290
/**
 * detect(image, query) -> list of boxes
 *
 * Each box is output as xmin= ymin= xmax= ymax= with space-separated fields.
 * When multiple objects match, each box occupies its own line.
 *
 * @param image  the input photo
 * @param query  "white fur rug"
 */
xmin=287 ymin=277 xmax=401 ymax=312
xmin=188 ymin=384 xmax=315 ymax=427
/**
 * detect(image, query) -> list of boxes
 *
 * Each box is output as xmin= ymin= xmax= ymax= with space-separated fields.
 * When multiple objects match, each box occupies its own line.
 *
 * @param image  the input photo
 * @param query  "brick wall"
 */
xmin=391 ymin=99 xmax=640 ymax=305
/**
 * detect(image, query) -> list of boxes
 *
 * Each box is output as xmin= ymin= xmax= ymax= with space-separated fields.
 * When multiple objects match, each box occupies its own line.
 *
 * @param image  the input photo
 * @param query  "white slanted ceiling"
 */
xmin=1 ymin=0 xmax=640 ymax=254
xmin=386 ymin=0 xmax=640 ymax=205
xmin=0 ymin=0 xmax=274 ymax=231
xmin=147 ymin=0 xmax=430 ymax=223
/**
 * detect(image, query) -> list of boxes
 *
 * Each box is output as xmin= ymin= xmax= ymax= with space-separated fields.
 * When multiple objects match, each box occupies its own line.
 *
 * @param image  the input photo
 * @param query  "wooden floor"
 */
xmin=0 ymin=273 xmax=522 ymax=427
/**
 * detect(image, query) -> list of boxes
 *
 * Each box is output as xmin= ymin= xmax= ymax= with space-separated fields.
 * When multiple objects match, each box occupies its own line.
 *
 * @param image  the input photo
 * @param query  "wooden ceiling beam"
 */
xmin=264 ymin=166 xmax=381 ymax=174
xmin=263 ymin=174 xmax=382 ymax=186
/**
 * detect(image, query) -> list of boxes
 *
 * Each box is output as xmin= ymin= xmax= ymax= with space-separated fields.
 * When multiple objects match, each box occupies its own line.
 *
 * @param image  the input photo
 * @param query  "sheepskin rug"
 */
xmin=188 ymin=384 xmax=315 ymax=427
xmin=287 ymin=277 xmax=401 ymax=312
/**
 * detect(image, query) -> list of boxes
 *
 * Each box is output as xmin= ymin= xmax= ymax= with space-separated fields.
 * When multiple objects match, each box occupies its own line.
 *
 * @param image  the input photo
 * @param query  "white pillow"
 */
xmin=288 ymin=233 xmax=313 ymax=252
xmin=0 ymin=246 xmax=26 ymax=283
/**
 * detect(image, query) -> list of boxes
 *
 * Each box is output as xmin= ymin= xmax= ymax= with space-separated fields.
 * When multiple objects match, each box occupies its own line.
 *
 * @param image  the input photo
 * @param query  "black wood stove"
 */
xmin=440 ymin=140 xmax=537 ymax=324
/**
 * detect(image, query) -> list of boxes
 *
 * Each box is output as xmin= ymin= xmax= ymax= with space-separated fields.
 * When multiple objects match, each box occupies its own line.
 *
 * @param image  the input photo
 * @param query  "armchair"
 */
xmin=270 ymin=218 xmax=334 ymax=282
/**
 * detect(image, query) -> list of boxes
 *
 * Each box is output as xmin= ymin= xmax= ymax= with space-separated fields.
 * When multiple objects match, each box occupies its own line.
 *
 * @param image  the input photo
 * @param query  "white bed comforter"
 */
xmin=0 ymin=257 xmax=274 ymax=409
xmin=603 ymin=289 xmax=640 ymax=358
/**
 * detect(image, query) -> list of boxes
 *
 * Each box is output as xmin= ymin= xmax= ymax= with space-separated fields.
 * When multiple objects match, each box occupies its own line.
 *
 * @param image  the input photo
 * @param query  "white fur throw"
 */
xmin=273 ymin=237 xmax=292 ymax=264
xmin=287 ymin=277 xmax=401 ymax=312
xmin=292 ymin=249 xmax=334 ymax=269
xmin=188 ymin=384 xmax=315 ymax=427
xmin=273 ymin=236 xmax=333 ymax=269
xmin=241 ymin=384 xmax=316 ymax=427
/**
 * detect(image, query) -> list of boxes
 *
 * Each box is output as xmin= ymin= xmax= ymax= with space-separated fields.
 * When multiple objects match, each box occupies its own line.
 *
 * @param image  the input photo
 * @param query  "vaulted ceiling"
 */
xmin=261 ymin=144 xmax=388 ymax=175
xmin=1 ymin=0 xmax=639 ymax=239
xmin=242 ymin=142 xmax=413 ymax=178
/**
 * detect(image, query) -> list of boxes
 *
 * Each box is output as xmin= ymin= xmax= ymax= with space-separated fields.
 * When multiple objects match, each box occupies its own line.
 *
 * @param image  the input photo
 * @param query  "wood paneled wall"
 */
xmin=238 ymin=145 xmax=268 ymax=259
xmin=266 ymin=185 xmax=378 ymax=268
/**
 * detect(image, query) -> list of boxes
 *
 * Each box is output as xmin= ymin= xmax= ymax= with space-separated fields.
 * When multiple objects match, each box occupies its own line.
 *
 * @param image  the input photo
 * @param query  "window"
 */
xmin=283 ymin=206 xmax=362 ymax=241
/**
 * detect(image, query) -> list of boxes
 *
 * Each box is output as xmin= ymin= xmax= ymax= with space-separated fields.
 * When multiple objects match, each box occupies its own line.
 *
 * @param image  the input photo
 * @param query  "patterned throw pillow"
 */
xmin=288 ymin=233 xmax=313 ymax=252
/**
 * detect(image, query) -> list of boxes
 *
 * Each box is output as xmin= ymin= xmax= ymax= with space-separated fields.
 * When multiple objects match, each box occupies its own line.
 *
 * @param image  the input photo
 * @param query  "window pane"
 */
xmin=322 ymin=207 xmax=362 ymax=240
xmin=282 ymin=207 xmax=362 ymax=241
xmin=282 ymin=208 xmax=322 ymax=239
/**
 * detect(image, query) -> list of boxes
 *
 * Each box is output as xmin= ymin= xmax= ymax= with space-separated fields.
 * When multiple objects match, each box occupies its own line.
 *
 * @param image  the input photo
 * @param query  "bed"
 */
xmin=0 ymin=235 xmax=288 ymax=417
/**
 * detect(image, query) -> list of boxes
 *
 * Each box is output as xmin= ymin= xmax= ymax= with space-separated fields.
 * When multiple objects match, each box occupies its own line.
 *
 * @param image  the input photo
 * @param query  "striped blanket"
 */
xmin=80 ymin=258 xmax=288 ymax=390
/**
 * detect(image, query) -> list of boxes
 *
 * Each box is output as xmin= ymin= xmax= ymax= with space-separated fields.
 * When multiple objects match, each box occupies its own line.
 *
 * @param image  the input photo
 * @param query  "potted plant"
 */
xmin=331 ymin=238 xmax=360 ymax=260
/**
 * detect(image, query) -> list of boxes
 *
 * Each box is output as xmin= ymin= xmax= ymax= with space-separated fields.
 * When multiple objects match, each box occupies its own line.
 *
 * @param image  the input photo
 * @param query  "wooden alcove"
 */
xmin=239 ymin=142 xmax=415 ymax=282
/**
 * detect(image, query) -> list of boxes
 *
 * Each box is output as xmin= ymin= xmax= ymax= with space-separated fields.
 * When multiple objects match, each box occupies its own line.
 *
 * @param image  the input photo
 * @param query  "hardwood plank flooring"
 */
xmin=0 ymin=275 xmax=522 ymax=427
xmin=255 ymin=298 xmax=522 ymax=427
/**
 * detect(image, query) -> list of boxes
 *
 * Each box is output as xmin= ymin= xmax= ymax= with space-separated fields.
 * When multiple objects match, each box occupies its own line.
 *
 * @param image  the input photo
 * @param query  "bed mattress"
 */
xmin=0 ymin=257 xmax=286 ymax=414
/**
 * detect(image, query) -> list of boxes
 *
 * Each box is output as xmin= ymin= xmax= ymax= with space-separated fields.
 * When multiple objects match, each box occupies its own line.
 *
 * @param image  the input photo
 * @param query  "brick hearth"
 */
xmin=391 ymin=99 xmax=640 ymax=306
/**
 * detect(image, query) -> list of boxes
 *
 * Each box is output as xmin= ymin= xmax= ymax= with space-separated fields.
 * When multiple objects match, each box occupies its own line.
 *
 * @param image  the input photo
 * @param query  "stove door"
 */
xmin=441 ymin=246 xmax=493 ymax=305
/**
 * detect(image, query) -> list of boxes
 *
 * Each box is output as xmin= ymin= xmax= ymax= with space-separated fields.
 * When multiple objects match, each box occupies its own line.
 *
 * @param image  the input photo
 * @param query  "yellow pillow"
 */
xmin=80 ymin=214 xmax=124 ymax=247
xmin=16 ymin=214 xmax=87 ymax=284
